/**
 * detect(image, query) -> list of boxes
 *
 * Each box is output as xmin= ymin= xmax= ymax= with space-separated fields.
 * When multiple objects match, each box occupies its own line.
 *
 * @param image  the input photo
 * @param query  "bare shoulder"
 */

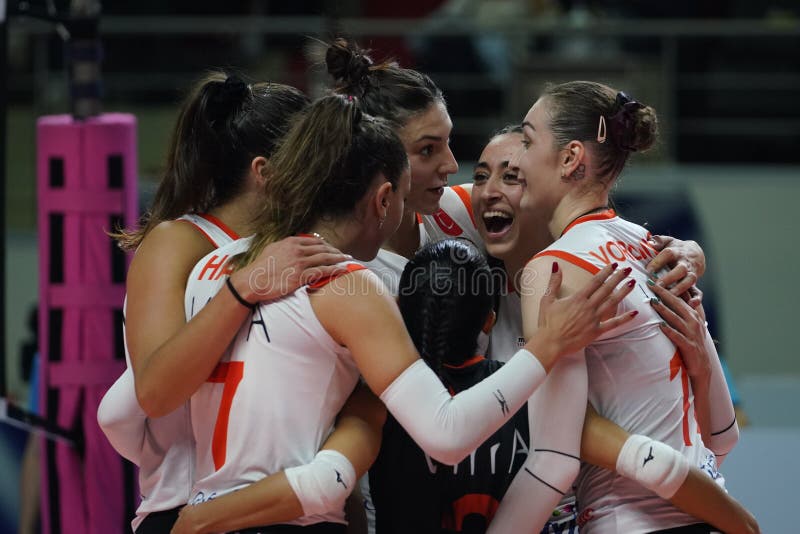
xmin=130 ymin=219 xmax=217 ymax=280
xmin=309 ymin=267 xmax=399 ymax=341
xmin=521 ymin=256 xmax=592 ymax=299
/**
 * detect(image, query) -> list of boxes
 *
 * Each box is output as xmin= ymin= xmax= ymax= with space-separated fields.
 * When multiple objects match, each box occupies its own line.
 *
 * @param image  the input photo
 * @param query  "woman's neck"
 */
xmin=307 ymin=219 xmax=362 ymax=259
xmin=550 ymin=193 xmax=610 ymax=240
xmin=209 ymin=192 xmax=260 ymax=237
xmin=382 ymin=209 xmax=421 ymax=259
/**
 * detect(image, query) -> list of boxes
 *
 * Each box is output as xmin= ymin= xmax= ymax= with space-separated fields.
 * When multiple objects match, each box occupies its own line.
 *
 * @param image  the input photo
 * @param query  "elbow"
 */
xmin=710 ymin=421 xmax=739 ymax=461
xmin=422 ymin=437 xmax=472 ymax=467
xmin=136 ymin=383 xmax=169 ymax=418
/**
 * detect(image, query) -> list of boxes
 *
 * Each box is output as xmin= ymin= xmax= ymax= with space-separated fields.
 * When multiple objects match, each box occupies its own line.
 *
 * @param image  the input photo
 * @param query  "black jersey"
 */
xmin=370 ymin=357 xmax=530 ymax=534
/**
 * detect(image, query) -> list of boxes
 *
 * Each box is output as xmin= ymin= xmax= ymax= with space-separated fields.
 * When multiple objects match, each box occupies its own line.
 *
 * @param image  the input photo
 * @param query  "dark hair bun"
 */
xmin=207 ymin=75 xmax=250 ymax=125
xmin=325 ymin=38 xmax=372 ymax=93
xmin=628 ymin=106 xmax=658 ymax=152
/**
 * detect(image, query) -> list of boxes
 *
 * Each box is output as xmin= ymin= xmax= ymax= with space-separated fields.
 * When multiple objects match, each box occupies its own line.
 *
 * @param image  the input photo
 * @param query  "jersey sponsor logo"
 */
xmin=541 ymin=516 xmax=579 ymax=534
xmin=424 ymin=426 xmax=528 ymax=476
xmin=190 ymin=491 xmax=217 ymax=505
xmin=576 ymin=507 xmax=594 ymax=527
xmin=432 ymin=209 xmax=464 ymax=236
xmin=587 ymin=237 xmax=657 ymax=267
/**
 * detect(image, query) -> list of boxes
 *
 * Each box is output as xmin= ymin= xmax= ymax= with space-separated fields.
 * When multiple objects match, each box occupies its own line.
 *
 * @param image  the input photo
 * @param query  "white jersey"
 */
xmin=534 ymin=209 xmax=720 ymax=533
xmin=184 ymin=237 xmax=363 ymax=526
xmin=119 ymin=213 xmax=238 ymax=531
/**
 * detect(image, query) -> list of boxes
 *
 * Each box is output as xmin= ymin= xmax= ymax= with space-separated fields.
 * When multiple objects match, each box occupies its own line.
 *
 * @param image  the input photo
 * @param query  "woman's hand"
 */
xmin=170 ymin=505 xmax=204 ymax=534
xmin=525 ymin=262 xmax=638 ymax=370
xmin=645 ymin=236 xmax=705 ymax=297
xmin=649 ymin=281 xmax=711 ymax=384
xmin=232 ymin=235 xmax=351 ymax=303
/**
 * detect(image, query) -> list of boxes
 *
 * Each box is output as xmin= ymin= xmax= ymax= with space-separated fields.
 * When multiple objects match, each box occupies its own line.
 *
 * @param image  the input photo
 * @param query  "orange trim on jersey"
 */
xmin=561 ymin=209 xmax=616 ymax=236
xmin=207 ymin=361 xmax=244 ymax=471
xmin=450 ymin=185 xmax=476 ymax=227
xmin=442 ymin=354 xmax=485 ymax=370
xmin=307 ymin=263 xmax=367 ymax=290
xmin=176 ymin=219 xmax=218 ymax=247
xmin=415 ymin=213 xmax=423 ymax=224
xmin=198 ymin=213 xmax=240 ymax=241
xmin=534 ymin=250 xmax=600 ymax=275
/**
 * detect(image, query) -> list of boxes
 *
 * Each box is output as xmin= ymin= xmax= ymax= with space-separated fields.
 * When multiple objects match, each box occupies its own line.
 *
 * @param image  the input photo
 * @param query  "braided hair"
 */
xmin=398 ymin=240 xmax=494 ymax=380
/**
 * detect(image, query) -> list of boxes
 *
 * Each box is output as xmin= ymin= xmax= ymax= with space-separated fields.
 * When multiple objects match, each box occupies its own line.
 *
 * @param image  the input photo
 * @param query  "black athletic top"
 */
xmin=369 ymin=356 xmax=530 ymax=534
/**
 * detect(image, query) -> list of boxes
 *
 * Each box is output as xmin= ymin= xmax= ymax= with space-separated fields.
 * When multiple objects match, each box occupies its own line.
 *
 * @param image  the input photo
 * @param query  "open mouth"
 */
xmin=482 ymin=210 xmax=513 ymax=237
xmin=428 ymin=186 xmax=445 ymax=196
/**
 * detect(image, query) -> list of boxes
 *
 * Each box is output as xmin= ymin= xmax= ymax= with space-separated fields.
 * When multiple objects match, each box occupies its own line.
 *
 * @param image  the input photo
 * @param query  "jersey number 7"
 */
xmin=207 ymin=361 xmax=245 ymax=470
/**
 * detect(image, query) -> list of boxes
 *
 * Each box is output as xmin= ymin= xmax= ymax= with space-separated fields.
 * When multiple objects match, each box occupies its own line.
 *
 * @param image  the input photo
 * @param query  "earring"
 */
xmin=378 ymin=217 xmax=385 ymax=229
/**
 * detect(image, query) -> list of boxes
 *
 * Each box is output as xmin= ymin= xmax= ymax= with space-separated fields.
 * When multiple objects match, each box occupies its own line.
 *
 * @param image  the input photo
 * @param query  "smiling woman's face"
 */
xmin=398 ymin=101 xmax=459 ymax=215
xmin=471 ymin=132 xmax=527 ymax=260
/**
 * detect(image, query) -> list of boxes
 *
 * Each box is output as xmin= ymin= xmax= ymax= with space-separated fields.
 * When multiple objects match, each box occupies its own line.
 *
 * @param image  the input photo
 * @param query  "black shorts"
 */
xmin=230 ymin=523 xmax=346 ymax=534
xmin=650 ymin=524 xmax=721 ymax=534
xmin=135 ymin=506 xmax=182 ymax=534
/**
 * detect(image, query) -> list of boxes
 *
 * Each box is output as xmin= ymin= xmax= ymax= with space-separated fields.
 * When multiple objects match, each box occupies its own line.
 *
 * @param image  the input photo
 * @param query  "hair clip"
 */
xmin=597 ymin=115 xmax=607 ymax=144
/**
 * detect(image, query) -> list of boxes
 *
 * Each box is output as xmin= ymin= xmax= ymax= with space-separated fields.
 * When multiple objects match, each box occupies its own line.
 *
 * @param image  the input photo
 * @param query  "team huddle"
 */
xmin=97 ymin=38 xmax=760 ymax=534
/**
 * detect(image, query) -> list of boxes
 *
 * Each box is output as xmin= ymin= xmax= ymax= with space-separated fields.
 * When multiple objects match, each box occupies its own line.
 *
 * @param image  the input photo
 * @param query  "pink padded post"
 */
xmin=37 ymin=113 xmax=138 ymax=533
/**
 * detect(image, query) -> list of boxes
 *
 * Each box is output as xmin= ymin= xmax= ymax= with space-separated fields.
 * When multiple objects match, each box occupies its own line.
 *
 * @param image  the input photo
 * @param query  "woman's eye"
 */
xmin=420 ymin=145 xmax=433 ymax=157
xmin=473 ymin=173 xmax=489 ymax=184
xmin=503 ymin=172 xmax=519 ymax=182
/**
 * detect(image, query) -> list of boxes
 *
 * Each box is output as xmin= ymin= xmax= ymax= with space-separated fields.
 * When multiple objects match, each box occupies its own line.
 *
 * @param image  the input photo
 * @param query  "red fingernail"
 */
xmin=623 ymin=267 xmax=633 ymax=275
xmin=552 ymin=262 xmax=559 ymax=273
xmin=627 ymin=279 xmax=635 ymax=288
xmin=611 ymin=262 xmax=618 ymax=270
xmin=630 ymin=310 xmax=639 ymax=317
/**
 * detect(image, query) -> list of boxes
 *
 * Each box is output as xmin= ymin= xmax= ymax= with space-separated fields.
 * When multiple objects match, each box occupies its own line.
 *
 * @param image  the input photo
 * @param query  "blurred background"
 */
xmin=3 ymin=0 xmax=800 ymax=532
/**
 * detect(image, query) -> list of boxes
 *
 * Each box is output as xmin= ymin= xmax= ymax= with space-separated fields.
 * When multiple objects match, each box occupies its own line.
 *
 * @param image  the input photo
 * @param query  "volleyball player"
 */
xmin=97 ymin=73 xmax=370 ymax=533
xmin=483 ymin=81 xmax=756 ymax=533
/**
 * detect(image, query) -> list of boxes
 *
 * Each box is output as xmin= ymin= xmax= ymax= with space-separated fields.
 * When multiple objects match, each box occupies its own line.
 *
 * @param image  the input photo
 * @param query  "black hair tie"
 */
xmin=607 ymin=91 xmax=644 ymax=152
xmin=208 ymin=75 xmax=250 ymax=125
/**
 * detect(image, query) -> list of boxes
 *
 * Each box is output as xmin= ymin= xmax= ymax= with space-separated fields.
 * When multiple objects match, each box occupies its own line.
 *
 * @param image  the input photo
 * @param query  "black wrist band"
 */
xmin=226 ymin=277 xmax=256 ymax=310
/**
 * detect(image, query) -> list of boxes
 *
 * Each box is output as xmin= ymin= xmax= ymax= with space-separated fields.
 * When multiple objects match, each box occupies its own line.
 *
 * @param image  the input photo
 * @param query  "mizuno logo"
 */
xmin=335 ymin=470 xmax=347 ymax=489
xmin=643 ymin=446 xmax=655 ymax=467
xmin=494 ymin=390 xmax=509 ymax=416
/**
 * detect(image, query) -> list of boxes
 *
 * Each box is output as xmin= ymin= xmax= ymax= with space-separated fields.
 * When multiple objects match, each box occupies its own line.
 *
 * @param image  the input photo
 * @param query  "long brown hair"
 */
xmin=238 ymin=95 xmax=408 ymax=267
xmin=113 ymin=71 xmax=309 ymax=250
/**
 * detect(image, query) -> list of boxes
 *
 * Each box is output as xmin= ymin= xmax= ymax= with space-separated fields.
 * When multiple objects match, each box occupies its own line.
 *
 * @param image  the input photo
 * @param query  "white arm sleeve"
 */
xmin=487 ymin=353 xmax=587 ymax=533
xmin=97 ymin=367 xmax=146 ymax=465
xmin=379 ymin=349 xmax=546 ymax=466
xmin=700 ymin=330 xmax=739 ymax=463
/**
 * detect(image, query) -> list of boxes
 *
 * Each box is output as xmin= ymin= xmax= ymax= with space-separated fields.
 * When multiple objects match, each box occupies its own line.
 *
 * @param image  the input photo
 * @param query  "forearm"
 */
xmin=380 ymin=349 xmax=547 ymax=465
xmin=580 ymin=402 xmax=628 ymax=471
xmin=187 ymin=473 xmax=303 ymax=534
xmin=489 ymin=354 xmax=586 ymax=533
xmin=670 ymin=467 xmax=759 ymax=534
xmin=135 ymin=283 xmax=250 ymax=417
xmin=698 ymin=331 xmax=739 ymax=462
xmin=325 ymin=384 xmax=386 ymax=478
